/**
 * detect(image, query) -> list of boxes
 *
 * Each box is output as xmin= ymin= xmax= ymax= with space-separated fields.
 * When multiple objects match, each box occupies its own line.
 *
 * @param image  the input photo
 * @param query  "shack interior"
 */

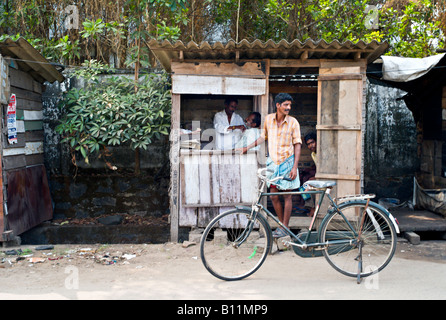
xmin=148 ymin=39 xmax=389 ymax=241
xmin=368 ymin=53 xmax=446 ymax=217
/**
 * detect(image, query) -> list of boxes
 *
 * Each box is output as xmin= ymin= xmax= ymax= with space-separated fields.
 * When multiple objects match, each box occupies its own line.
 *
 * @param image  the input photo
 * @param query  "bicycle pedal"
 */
xmin=281 ymin=239 xmax=291 ymax=247
xmin=275 ymin=236 xmax=291 ymax=250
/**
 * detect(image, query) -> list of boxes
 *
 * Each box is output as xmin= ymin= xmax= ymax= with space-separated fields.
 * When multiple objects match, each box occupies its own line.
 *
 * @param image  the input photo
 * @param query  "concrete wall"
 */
xmin=364 ymin=78 xmax=419 ymax=200
xmin=42 ymin=72 xmax=170 ymax=221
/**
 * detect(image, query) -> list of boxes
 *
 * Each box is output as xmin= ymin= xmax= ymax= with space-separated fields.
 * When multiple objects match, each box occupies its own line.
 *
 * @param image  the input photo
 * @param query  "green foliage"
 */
xmin=1 ymin=0 xmax=444 ymax=60
xmin=0 ymin=0 xmax=188 ymax=66
xmin=203 ymin=0 xmax=445 ymax=58
xmin=378 ymin=0 xmax=445 ymax=57
xmin=55 ymin=60 xmax=171 ymax=165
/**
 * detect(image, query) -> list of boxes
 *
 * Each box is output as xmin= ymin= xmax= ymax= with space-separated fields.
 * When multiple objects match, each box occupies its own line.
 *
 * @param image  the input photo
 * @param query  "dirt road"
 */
xmin=0 ymin=239 xmax=445 ymax=300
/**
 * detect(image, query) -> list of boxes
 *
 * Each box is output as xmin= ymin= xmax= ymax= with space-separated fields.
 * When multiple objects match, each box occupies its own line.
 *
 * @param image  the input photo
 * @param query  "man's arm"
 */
xmin=236 ymin=136 xmax=265 ymax=154
xmin=289 ymin=143 xmax=301 ymax=180
xmin=214 ymin=113 xmax=245 ymax=133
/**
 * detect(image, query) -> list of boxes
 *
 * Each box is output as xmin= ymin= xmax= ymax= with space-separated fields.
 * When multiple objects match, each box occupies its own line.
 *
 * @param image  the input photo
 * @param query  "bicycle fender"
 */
xmin=235 ymin=205 xmax=253 ymax=212
xmin=370 ymin=202 xmax=400 ymax=234
xmin=325 ymin=200 xmax=400 ymax=234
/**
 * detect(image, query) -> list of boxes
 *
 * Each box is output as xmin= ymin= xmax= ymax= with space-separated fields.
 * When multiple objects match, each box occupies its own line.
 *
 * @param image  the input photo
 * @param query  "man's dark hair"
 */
xmin=304 ymin=131 xmax=317 ymax=144
xmin=250 ymin=112 xmax=261 ymax=128
xmin=224 ymin=97 xmax=238 ymax=105
xmin=274 ymin=93 xmax=293 ymax=105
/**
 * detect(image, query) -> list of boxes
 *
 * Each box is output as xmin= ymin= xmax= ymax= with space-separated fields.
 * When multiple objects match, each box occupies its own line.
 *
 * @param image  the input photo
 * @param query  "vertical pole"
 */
xmin=0 ymin=146 xmax=4 ymax=239
xmin=170 ymin=94 xmax=181 ymax=242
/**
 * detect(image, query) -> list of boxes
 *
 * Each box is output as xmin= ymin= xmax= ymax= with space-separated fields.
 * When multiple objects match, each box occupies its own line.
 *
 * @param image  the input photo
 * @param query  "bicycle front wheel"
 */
xmin=200 ymin=209 xmax=272 ymax=281
xmin=320 ymin=200 xmax=397 ymax=278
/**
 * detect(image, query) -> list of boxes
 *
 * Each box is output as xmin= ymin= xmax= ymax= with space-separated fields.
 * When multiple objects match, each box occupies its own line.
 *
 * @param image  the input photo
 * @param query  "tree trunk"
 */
xmin=135 ymin=147 xmax=141 ymax=175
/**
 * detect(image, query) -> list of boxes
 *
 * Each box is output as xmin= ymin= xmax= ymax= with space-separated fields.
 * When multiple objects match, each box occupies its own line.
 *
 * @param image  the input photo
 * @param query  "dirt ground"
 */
xmin=0 ymin=239 xmax=445 ymax=299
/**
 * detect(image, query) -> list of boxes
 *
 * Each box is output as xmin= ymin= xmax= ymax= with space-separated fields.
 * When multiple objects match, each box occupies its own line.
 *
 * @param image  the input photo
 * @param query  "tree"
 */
xmin=55 ymin=60 xmax=171 ymax=173
xmin=1 ymin=0 xmax=444 ymax=61
xmin=202 ymin=0 xmax=444 ymax=57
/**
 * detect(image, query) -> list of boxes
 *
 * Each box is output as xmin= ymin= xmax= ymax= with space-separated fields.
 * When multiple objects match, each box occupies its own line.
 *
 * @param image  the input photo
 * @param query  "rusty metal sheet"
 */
xmin=6 ymin=165 xmax=53 ymax=235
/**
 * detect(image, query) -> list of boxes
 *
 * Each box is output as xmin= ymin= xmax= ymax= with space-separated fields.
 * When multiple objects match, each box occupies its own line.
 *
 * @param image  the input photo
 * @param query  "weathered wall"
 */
xmin=42 ymin=72 xmax=170 ymax=221
xmin=364 ymin=78 xmax=419 ymax=200
xmin=41 ymin=73 xmax=420 ymax=221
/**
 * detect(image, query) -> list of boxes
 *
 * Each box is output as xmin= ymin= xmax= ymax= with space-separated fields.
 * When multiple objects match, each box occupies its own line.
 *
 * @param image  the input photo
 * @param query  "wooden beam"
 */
xmin=315 ymin=173 xmax=360 ymax=181
xmin=318 ymin=74 xmax=363 ymax=81
xmin=0 ymin=116 xmax=3 ymax=235
xmin=316 ymin=124 xmax=361 ymax=131
xmin=171 ymin=61 xmax=266 ymax=77
xmin=169 ymin=94 xmax=181 ymax=242
xmin=270 ymin=59 xmax=320 ymax=68
xmin=269 ymin=85 xmax=317 ymax=94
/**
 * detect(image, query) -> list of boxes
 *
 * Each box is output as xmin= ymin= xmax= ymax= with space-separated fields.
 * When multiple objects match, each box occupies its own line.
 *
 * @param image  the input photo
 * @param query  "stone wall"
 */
xmin=50 ymin=172 xmax=169 ymax=220
xmin=42 ymin=71 xmax=170 ymax=222
xmin=364 ymin=78 xmax=420 ymax=200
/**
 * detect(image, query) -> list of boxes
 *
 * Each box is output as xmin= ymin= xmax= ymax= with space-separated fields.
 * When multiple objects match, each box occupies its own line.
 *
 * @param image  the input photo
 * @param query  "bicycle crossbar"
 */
xmin=287 ymin=238 xmax=356 ymax=248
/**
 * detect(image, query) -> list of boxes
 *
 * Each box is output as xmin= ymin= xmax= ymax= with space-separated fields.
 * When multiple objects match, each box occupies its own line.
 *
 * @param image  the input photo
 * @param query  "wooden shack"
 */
xmin=368 ymin=52 xmax=446 ymax=215
xmin=0 ymin=37 xmax=64 ymax=242
xmin=148 ymin=39 xmax=388 ymax=241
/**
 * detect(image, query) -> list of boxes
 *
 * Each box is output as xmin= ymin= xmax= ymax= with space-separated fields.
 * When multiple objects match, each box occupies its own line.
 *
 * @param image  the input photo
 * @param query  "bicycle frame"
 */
xmin=243 ymin=178 xmax=359 ymax=251
xmin=200 ymin=169 xmax=398 ymax=283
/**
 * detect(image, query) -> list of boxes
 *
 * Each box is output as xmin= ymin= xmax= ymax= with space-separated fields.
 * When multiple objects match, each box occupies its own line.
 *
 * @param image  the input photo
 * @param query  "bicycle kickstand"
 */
xmin=355 ymin=241 xmax=363 ymax=284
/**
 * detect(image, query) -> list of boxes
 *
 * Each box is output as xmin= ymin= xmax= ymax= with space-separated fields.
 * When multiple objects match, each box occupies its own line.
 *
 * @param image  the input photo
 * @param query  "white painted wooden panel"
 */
xmin=217 ymin=206 xmax=241 ymax=228
xmin=240 ymin=152 xmax=259 ymax=203
xmin=24 ymin=110 xmax=43 ymax=120
xmin=2 ymin=142 xmax=43 ymax=156
xmin=179 ymin=207 xmax=197 ymax=227
xmin=183 ymin=154 xmax=200 ymax=204
xmin=3 ymin=147 xmax=25 ymax=156
xmin=172 ymin=75 xmax=266 ymax=95
xmin=218 ymin=153 xmax=241 ymax=204
xmin=211 ymin=153 xmax=220 ymax=204
xmin=25 ymin=141 xmax=43 ymax=155
xmin=16 ymin=120 xmax=25 ymax=133
xmin=198 ymin=153 xmax=211 ymax=204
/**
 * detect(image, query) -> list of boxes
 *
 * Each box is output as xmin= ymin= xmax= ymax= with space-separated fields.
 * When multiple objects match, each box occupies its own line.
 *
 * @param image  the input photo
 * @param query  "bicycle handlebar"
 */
xmin=257 ymin=168 xmax=293 ymax=183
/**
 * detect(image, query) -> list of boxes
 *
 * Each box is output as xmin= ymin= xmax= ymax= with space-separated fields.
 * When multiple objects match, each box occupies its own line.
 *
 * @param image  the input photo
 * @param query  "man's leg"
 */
xmin=270 ymin=186 xmax=284 ymax=223
xmin=283 ymin=194 xmax=293 ymax=228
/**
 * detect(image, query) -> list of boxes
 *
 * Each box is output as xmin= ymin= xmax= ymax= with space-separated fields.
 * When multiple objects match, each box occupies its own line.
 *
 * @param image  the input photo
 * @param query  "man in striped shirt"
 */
xmin=238 ymin=93 xmax=302 ymax=237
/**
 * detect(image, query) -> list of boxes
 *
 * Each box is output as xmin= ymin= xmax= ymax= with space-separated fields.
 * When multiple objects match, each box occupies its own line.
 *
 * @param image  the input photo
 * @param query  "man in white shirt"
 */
xmin=213 ymin=97 xmax=246 ymax=150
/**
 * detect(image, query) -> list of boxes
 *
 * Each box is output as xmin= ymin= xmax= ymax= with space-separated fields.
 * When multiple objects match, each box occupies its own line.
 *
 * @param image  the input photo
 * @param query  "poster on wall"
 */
xmin=7 ymin=93 xmax=17 ymax=144
xmin=0 ymin=55 xmax=9 ymax=104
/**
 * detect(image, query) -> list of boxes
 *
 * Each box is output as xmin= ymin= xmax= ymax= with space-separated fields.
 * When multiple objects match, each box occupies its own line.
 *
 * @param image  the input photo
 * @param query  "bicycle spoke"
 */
xmin=320 ymin=201 xmax=397 ymax=278
xmin=200 ymin=209 xmax=272 ymax=281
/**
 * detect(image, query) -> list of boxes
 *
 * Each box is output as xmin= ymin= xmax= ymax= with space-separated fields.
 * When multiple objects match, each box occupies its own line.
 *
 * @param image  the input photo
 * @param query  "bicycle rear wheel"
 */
xmin=320 ymin=200 xmax=397 ymax=278
xmin=200 ymin=209 xmax=272 ymax=281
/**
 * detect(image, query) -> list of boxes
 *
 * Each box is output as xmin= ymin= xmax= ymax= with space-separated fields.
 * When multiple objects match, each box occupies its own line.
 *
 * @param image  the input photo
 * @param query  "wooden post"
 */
xmin=169 ymin=94 xmax=181 ymax=242
xmin=0 ymin=117 xmax=4 ymax=239
xmin=316 ymin=62 xmax=366 ymax=211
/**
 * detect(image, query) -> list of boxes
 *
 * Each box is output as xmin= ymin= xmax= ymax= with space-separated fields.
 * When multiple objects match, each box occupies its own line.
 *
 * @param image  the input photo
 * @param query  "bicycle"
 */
xmin=200 ymin=168 xmax=400 ymax=284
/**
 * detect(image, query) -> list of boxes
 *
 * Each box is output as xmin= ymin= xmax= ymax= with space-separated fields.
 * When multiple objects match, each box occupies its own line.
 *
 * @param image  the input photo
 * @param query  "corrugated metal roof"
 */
xmin=0 ymin=37 xmax=64 ymax=83
xmin=148 ymin=38 xmax=389 ymax=72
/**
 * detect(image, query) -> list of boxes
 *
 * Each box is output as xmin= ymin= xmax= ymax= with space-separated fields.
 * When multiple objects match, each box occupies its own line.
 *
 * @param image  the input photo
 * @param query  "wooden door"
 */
xmin=317 ymin=64 xmax=365 ymax=202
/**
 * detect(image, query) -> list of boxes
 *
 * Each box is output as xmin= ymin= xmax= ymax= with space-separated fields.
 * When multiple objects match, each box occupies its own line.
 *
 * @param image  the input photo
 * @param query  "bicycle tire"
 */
xmin=200 ymin=208 xmax=272 ymax=281
xmin=319 ymin=200 xmax=397 ymax=278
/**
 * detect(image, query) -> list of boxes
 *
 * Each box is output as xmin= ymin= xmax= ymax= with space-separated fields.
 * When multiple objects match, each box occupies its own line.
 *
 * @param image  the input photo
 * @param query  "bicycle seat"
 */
xmin=303 ymin=180 xmax=336 ymax=189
